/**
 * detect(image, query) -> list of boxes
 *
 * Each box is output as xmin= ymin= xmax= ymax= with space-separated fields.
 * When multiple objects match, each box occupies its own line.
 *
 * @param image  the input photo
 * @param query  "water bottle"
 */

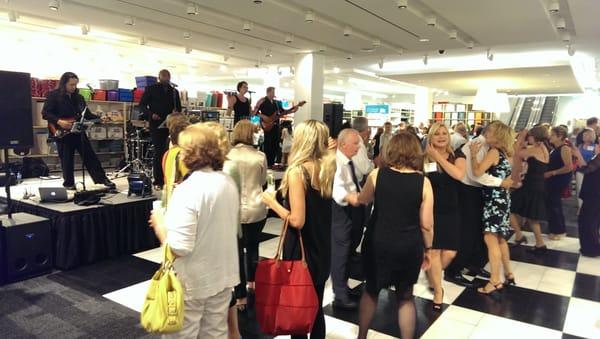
xmin=16 ymin=171 xmax=22 ymax=184
xmin=266 ymin=171 xmax=275 ymax=192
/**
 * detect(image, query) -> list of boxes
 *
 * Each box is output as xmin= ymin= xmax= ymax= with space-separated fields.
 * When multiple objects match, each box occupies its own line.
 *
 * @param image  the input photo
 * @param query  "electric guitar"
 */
xmin=48 ymin=117 xmax=100 ymax=139
xmin=260 ymin=100 xmax=306 ymax=132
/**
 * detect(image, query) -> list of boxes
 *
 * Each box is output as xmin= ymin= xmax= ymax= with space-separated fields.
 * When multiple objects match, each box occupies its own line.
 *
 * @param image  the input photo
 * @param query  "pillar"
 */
xmin=415 ymin=86 xmax=433 ymax=125
xmin=293 ymin=53 xmax=324 ymax=124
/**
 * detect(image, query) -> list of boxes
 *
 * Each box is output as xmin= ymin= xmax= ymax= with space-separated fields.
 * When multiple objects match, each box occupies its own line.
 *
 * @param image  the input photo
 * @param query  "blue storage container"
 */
xmin=135 ymin=76 xmax=157 ymax=89
xmin=118 ymin=88 xmax=133 ymax=102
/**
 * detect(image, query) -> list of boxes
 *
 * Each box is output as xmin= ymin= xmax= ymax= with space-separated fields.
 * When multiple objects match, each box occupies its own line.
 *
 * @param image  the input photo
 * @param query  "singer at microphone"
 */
xmin=139 ymin=69 xmax=182 ymax=190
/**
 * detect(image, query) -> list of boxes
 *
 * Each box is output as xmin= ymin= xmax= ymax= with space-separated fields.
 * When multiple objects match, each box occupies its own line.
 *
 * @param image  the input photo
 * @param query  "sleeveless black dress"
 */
xmin=426 ymin=149 xmax=465 ymax=250
xmin=511 ymin=157 xmax=547 ymax=220
xmin=232 ymin=95 xmax=251 ymax=124
xmin=363 ymin=168 xmax=424 ymax=295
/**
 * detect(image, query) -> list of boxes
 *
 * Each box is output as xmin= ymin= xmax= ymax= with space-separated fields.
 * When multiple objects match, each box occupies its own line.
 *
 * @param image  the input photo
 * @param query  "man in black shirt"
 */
xmin=139 ymin=69 xmax=182 ymax=189
xmin=253 ymin=87 xmax=304 ymax=166
xmin=42 ymin=72 xmax=115 ymax=190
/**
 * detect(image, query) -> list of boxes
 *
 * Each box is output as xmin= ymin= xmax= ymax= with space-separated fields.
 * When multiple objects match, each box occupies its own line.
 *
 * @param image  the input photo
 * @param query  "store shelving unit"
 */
xmin=432 ymin=102 xmax=494 ymax=128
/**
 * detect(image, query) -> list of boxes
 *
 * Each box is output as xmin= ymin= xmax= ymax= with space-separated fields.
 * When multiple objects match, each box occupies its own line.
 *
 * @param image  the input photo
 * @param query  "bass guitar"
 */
xmin=260 ymin=100 xmax=306 ymax=132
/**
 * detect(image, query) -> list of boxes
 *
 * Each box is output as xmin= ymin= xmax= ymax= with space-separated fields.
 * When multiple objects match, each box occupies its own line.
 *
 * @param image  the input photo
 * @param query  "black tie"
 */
xmin=348 ymin=160 xmax=360 ymax=192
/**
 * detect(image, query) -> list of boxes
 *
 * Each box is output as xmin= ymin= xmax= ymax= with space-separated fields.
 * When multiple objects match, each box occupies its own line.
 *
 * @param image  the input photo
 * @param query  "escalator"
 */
xmin=514 ymin=97 xmax=535 ymax=131
xmin=539 ymin=96 xmax=558 ymax=125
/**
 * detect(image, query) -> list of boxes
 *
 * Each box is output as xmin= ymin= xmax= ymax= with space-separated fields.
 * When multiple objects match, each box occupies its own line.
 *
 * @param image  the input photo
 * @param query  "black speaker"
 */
xmin=0 ymin=213 xmax=52 ymax=284
xmin=0 ymin=70 xmax=34 ymax=149
xmin=323 ymin=103 xmax=344 ymax=138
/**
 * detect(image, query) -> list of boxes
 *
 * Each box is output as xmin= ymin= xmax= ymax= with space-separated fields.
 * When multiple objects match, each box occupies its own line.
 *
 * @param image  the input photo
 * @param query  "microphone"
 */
xmin=248 ymin=90 xmax=256 ymax=93
xmin=86 ymin=84 xmax=95 ymax=95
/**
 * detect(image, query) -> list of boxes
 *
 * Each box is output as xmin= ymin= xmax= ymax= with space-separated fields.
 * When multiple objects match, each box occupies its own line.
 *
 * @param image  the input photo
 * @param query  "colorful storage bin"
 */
xmin=133 ymin=88 xmax=145 ymax=102
xmin=93 ymin=90 xmax=107 ymax=101
xmin=99 ymin=79 xmax=119 ymax=90
xmin=78 ymin=88 xmax=92 ymax=101
xmin=107 ymin=90 xmax=119 ymax=101
xmin=135 ymin=76 xmax=157 ymax=88
xmin=118 ymin=88 xmax=133 ymax=102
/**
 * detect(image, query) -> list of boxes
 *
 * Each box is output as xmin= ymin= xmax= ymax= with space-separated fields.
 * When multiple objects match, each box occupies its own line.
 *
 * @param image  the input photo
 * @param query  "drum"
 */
xmin=127 ymin=138 xmax=151 ymax=162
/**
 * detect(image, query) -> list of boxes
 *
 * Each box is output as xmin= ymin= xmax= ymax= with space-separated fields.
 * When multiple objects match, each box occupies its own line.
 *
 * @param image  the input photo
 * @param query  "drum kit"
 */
xmin=112 ymin=120 xmax=154 ymax=179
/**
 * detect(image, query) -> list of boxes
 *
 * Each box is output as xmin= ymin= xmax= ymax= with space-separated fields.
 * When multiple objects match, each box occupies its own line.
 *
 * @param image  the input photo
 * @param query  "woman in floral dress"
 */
xmin=470 ymin=121 xmax=515 ymax=297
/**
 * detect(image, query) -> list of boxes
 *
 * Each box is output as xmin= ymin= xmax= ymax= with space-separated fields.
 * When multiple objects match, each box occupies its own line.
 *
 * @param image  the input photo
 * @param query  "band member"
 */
xmin=227 ymin=81 xmax=251 ymax=125
xmin=42 ymin=72 xmax=115 ymax=190
xmin=253 ymin=87 xmax=305 ymax=166
xmin=139 ymin=69 xmax=182 ymax=189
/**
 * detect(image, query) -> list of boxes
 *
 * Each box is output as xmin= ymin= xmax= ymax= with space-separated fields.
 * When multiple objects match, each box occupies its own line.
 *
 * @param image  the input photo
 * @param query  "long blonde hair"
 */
xmin=426 ymin=123 xmax=453 ymax=163
xmin=280 ymin=120 xmax=336 ymax=198
xmin=487 ymin=121 xmax=515 ymax=157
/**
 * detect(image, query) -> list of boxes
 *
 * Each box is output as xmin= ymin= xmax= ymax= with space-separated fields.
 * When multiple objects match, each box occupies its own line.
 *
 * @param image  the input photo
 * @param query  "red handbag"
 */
xmin=254 ymin=217 xmax=319 ymax=336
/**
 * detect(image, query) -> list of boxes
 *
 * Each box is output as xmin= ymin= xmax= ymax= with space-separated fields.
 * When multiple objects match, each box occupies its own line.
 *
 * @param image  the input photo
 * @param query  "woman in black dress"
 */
xmin=355 ymin=132 xmax=434 ymax=339
xmin=424 ymin=123 xmax=466 ymax=310
xmin=227 ymin=81 xmax=251 ymax=124
xmin=544 ymin=126 xmax=573 ymax=240
xmin=572 ymin=143 xmax=600 ymax=257
xmin=510 ymin=126 xmax=549 ymax=252
xmin=262 ymin=120 xmax=336 ymax=339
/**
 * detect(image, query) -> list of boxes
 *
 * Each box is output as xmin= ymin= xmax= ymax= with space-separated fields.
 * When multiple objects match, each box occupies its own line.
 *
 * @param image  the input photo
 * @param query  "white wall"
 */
xmin=554 ymin=95 xmax=600 ymax=127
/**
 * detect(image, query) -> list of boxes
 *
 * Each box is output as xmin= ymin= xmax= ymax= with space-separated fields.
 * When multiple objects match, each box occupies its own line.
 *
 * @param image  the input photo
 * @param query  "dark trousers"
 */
xmin=150 ymin=128 xmax=169 ymax=186
xmin=241 ymin=219 xmax=267 ymax=282
xmin=263 ymin=127 xmax=280 ymax=166
xmin=545 ymin=183 xmax=568 ymax=234
xmin=446 ymin=184 xmax=487 ymax=275
xmin=331 ymin=202 xmax=365 ymax=301
xmin=234 ymin=237 xmax=247 ymax=300
xmin=578 ymin=199 xmax=600 ymax=256
xmin=56 ymin=133 xmax=107 ymax=187
xmin=291 ymin=283 xmax=325 ymax=339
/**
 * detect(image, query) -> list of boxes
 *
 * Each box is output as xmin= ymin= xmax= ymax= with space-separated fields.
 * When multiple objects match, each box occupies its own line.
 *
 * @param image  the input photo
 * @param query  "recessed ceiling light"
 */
xmin=285 ymin=34 xmax=293 ymax=43
xmin=346 ymin=54 xmax=353 ymax=60
xmin=243 ymin=21 xmax=253 ymax=31
xmin=467 ymin=41 xmax=474 ymax=49
xmin=556 ymin=17 xmax=566 ymax=30
xmin=48 ymin=0 xmax=59 ymax=11
xmin=139 ymin=36 xmax=147 ymax=45
xmin=228 ymin=42 xmax=236 ymax=50
xmin=183 ymin=31 xmax=192 ymax=39
xmin=548 ymin=0 xmax=560 ymax=13
xmin=343 ymin=26 xmax=352 ymax=37
xmin=305 ymin=10 xmax=315 ymax=23
xmin=419 ymin=38 xmax=430 ymax=42
xmin=318 ymin=46 xmax=327 ymax=53
xmin=396 ymin=0 xmax=408 ymax=9
xmin=449 ymin=29 xmax=458 ymax=40
xmin=561 ymin=32 xmax=571 ymax=42
xmin=186 ymin=3 xmax=197 ymax=15
xmin=8 ymin=10 xmax=17 ymax=22
xmin=253 ymin=0 xmax=263 ymax=4
xmin=426 ymin=16 xmax=436 ymax=27
xmin=372 ymin=39 xmax=381 ymax=48
xmin=185 ymin=46 xmax=192 ymax=54
xmin=124 ymin=16 xmax=135 ymax=26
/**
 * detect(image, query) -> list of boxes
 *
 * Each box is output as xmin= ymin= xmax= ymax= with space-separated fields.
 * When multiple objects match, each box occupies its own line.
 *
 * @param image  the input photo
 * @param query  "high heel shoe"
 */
xmin=477 ymin=282 xmax=503 ymax=300
xmin=527 ymin=245 xmax=548 ymax=254
xmin=513 ymin=236 xmax=528 ymax=246
xmin=504 ymin=273 xmax=516 ymax=286
xmin=433 ymin=288 xmax=444 ymax=311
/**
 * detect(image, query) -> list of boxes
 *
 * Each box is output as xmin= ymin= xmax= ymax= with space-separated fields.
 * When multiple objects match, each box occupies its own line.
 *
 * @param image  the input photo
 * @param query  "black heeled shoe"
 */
xmin=477 ymin=282 xmax=503 ymax=300
xmin=527 ymin=245 xmax=548 ymax=254
xmin=511 ymin=236 xmax=528 ymax=246
xmin=433 ymin=288 xmax=444 ymax=311
xmin=504 ymin=273 xmax=516 ymax=286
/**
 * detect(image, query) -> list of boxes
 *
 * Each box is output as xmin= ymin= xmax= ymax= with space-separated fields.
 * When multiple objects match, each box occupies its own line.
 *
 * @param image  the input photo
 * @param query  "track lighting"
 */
xmin=396 ymin=0 xmax=408 ymax=9
xmin=243 ymin=21 xmax=253 ymax=32
xmin=449 ymin=29 xmax=458 ymax=40
xmin=81 ymin=24 xmax=90 ymax=35
xmin=185 ymin=46 xmax=192 ymax=54
xmin=48 ymin=0 xmax=59 ymax=11
xmin=426 ymin=16 xmax=437 ymax=27
xmin=467 ymin=41 xmax=474 ymax=49
xmin=343 ymin=26 xmax=352 ymax=37
xmin=139 ymin=36 xmax=147 ymax=45
xmin=186 ymin=3 xmax=197 ymax=15
xmin=419 ymin=38 xmax=430 ymax=42
xmin=8 ymin=10 xmax=17 ymax=22
xmin=228 ymin=42 xmax=236 ymax=50
xmin=378 ymin=58 xmax=384 ymax=70
xmin=372 ymin=39 xmax=381 ymax=48
xmin=556 ymin=17 xmax=566 ymax=30
xmin=285 ymin=34 xmax=293 ymax=43
xmin=423 ymin=55 xmax=428 ymax=65
xmin=305 ymin=10 xmax=315 ymax=23
xmin=548 ymin=0 xmax=560 ymax=13
xmin=124 ymin=16 xmax=135 ymax=26
xmin=183 ymin=31 xmax=192 ymax=39
xmin=567 ymin=44 xmax=575 ymax=56
xmin=486 ymin=48 xmax=494 ymax=61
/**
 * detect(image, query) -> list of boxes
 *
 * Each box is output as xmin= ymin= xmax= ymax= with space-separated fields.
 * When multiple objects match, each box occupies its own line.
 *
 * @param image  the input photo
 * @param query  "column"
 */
xmin=414 ymin=86 xmax=433 ymax=125
xmin=293 ymin=53 xmax=324 ymax=124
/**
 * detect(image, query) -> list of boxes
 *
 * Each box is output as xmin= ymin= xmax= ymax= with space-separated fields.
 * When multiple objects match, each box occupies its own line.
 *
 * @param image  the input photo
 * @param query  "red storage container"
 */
xmin=93 ymin=90 xmax=107 ymax=101
xmin=216 ymin=92 xmax=223 ymax=108
xmin=31 ymin=77 xmax=41 ymax=97
xmin=133 ymin=88 xmax=145 ymax=103
xmin=107 ymin=90 xmax=119 ymax=101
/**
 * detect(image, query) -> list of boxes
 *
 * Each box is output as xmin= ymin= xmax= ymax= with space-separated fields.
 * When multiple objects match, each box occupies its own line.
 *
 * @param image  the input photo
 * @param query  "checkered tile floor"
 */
xmin=100 ymin=210 xmax=600 ymax=339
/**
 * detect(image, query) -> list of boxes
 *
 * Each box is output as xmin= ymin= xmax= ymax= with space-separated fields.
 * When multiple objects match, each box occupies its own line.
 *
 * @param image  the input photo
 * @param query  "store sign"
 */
xmin=365 ymin=104 xmax=389 ymax=114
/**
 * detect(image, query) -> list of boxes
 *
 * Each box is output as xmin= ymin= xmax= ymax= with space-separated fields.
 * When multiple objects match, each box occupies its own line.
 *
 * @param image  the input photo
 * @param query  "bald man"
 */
xmin=139 ymin=69 xmax=182 ymax=189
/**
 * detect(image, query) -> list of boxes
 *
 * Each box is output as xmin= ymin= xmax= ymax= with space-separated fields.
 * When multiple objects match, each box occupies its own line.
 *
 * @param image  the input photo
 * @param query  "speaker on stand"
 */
xmin=323 ymin=103 xmax=344 ymax=138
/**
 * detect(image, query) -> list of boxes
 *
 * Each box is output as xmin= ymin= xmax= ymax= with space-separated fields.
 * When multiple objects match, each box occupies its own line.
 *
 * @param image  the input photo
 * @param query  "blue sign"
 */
xmin=365 ymin=104 xmax=389 ymax=114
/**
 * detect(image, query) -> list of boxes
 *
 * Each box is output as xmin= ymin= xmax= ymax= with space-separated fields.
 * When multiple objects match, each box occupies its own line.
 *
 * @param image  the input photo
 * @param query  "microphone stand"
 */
xmin=76 ymin=108 xmax=88 ymax=191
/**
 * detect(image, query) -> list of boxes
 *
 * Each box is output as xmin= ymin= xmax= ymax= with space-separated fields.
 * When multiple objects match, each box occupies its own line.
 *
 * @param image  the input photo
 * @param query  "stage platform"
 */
xmin=0 ymin=176 xmax=159 ymax=270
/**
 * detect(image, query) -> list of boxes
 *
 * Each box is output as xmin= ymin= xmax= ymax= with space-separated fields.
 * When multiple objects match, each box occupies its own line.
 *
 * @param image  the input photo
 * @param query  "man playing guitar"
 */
xmin=42 ymin=72 xmax=115 ymax=190
xmin=253 ymin=86 xmax=306 ymax=167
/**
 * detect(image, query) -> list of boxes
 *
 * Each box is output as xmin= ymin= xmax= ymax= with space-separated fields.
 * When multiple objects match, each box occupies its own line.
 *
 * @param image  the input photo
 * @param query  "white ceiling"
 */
xmin=1 ymin=0 xmax=599 ymax=95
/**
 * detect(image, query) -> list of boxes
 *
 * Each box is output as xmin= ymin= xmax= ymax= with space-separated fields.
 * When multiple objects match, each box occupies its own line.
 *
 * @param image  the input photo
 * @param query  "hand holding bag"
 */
xmin=140 ymin=244 xmax=184 ymax=333
xmin=254 ymin=217 xmax=319 ymax=336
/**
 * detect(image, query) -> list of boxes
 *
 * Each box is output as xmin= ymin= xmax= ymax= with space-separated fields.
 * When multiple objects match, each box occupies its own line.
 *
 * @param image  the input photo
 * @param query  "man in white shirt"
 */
xmin=331 ymin=128 xmax=372 ymax=309
xmin=444 ymin=133 xmax=513 ymax=287
xmin=352 ymin=117 xmax=376 ymax=174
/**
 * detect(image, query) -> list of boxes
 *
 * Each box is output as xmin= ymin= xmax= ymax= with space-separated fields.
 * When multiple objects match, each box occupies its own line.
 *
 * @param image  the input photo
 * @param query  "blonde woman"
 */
xmin=424 ymin=123 xmax=466 ymax=310
xmin=471 ymin=122 xmax=515 ymax=296
xmin=261 ymin=120 xmax=336 ymax=339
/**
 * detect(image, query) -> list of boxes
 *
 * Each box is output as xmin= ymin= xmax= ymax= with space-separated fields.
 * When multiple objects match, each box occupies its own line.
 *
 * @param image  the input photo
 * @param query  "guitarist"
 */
xmin=253 ymin=86 xmax=305 ymax=167
xmin=42 ymin=72 xmax=115 ymax=190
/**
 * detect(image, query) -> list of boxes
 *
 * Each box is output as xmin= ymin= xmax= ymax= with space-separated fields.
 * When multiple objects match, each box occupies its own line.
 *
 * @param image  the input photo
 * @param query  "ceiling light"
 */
xmin=8 ymin=10 xmax=17 ymax=22
xmin=372 ymin=39 xmax=381 ymax=48
xmin=333 ymin=66 xmax=340 ymax=73
xmin=223 ymin=55 xmax=230 ymax=62
xmin=186 ymin=3 xmax=197 ymax=15
xmin=124 ymin=16 xmax=135 ymax=26
xmin=81 ymin=24 xmax=89 ymax=35
xmin=305 ymin=10 xmax=315 ymax=23
xmin=567 ymin=44 xmax=575 ymax=56
xmin=318 ymin=46 xmax=327 ymax=53
xmin=219 ymin=64 xmax=228 ymax=72
xmin=396 ymin=0 xmax=408 ymax=9
xmin=253 ymin=0 xmax=263 ymax=3
xmin=139 ymin=36 xmax=147 ymax=45
xmin=423 ymin=54 xmax=428 ymax=65
xmin=426 ymin=16 xmax=437 ymax=27
xmin=378 ymin=58 xmax=384 ymax=70
xmin=285 ymin=34 xmax=293 ymax=43
xmin=467 ymin=41 xmax=474 ymax=49
xmin=449 ymin=29 xmax=458 ymax=40
xmin=185 ymin=46 xmax=192 ymax=54
xmin=243 ymin=21 xmax=253 ymax=31
xmin=228 ymin=42 xmax=236 ymax=50
xmin=346 ymin=54 xmax=353 ymax=60
xmin=343 ymin=26 xmax=352 ymax=37
xmin=48 ymin=0 xmax=59 ymax=11
xmin=265 ymin=48 xmax=272 ymax=58
xmin=419 ymin=38 xmax=430 ymax=42
xmin=486 ymin=48 xmax=494 ymax=61
xmin=556 ymin=17 xmax=566 ymax=30
xmin=561 ymin=32 xmax=571 ymax=42
xmin=183 ymin=31 xmax=192 ymax=39
xmin=548 ymin=0 xmax=560 ymax=13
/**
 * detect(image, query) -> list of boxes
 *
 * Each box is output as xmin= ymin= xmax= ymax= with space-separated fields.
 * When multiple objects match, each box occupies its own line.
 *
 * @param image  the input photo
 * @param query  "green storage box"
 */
xmin=79 ymin=88 xmax=92 ymax=101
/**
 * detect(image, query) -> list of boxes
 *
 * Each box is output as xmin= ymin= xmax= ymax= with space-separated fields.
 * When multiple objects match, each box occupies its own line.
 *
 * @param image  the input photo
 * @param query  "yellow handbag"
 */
xmin=140 ymin=244 xmax=184 ymax=333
